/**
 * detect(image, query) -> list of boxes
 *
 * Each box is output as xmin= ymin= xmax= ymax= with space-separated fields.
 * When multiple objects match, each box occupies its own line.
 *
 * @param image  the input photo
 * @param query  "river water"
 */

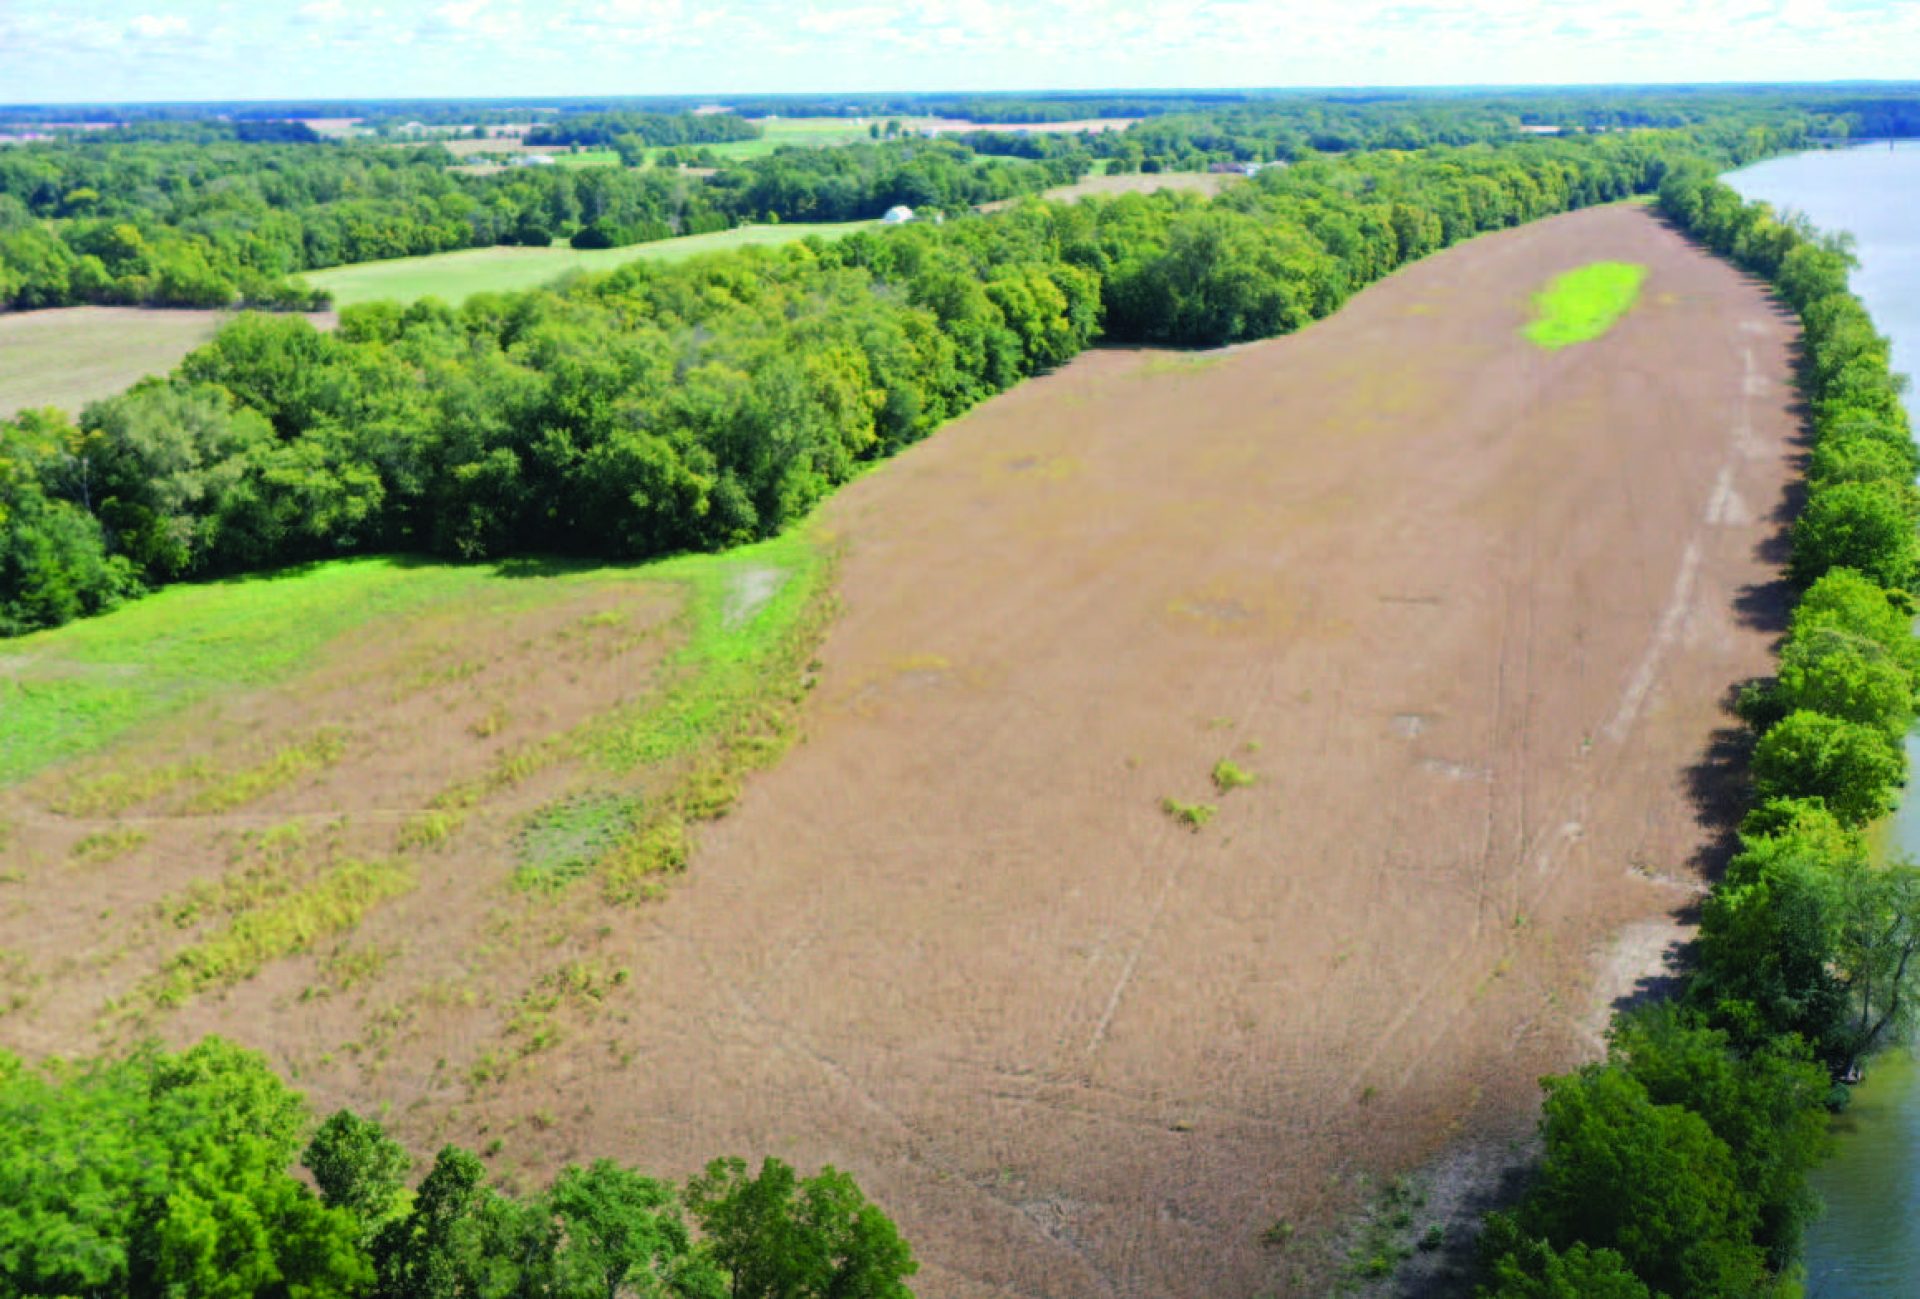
xmin=1727 ymin=143 xmax=1920 ymax=1297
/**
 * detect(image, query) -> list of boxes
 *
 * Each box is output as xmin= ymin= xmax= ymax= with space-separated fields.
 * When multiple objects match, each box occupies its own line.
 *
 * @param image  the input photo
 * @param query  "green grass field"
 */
xmin=1524 ymin=260 xmax=1648 ymax=350
xmin=0 ymin=534 xmax=827 ymax=790
xmin=673 ymin=115 xmax=948 ymax=162
xmin=300 ymin=221 xmax=876 ymax=307
xmin=0 ymin=558 xmax=534 ymax=783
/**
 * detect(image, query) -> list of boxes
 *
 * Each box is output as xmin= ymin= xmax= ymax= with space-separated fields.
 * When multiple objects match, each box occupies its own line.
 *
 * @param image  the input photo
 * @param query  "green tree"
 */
xmin=1790 ymin=479 xmax=1920 ymax=590
xmin=1832 ymin=860 xmax=1920 ymax=1072
xmin=686 ymin=1157 xmax=916 ymax=1299
xmin=548 ymin=1160 xmax=722 ymax=1299
xmin=1751 ymin=709 xmax=1905 ymax=827
xmin=1770 ymin=625 xmax=1914 ymax=740
xmin=1518 ymin=1066 xmax=1768 ymax=1297
xmin=1608 ymin=1007 xmax=1831 ymax=1265
xmin=1475 ymin=1215 xmax=1653 ymax=1299
xmin=304 ymin=1109 xmax=412 ymax=1230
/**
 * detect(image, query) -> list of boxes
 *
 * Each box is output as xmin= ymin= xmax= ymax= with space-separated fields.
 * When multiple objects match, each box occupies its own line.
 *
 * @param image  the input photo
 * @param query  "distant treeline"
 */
xmin=4 ymin=90 xmax=1914 ymax=315
xmin=960 ymin=92 xmax=1838 ymax=169
xmin=1472 ymin=170 xmax=1920 ymax=1299
xmin=2 ymin=132 xmax=1669 ymax=633
xmin=523 ymin=111 xmax=761 ymax=149
xmin=0 ymin=1037 xmax=916 ymax=1298
xmin=0 ymin=133 xmax=1073 ymax=311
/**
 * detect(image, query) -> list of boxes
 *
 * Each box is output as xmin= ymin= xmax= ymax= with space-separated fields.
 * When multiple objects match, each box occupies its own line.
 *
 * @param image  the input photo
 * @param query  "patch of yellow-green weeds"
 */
xmin=69 ymin=827 xmax=149 ymax=866
xmin=1211 ymin=758 xmax=1258 ymax=792
xmin=48 ymin=760 xmax=206 ymax=816
xmin=160 ymin=820 xmax=339 ymax=929
xmin=139 ymin=821 xmax=411 ymax=1010
xmin=186 ymin=729 xmax=348 ymax=813
xmin=1162 ymin=797 xmax=1218 ymax=831
xmin=469 ymin=958 xmax=628 ymax=1086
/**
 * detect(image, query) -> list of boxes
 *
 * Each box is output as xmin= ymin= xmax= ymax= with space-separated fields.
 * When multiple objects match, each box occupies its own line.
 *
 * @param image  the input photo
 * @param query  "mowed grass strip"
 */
xmin=300 ymin=221 xmax=876 ymax=308
xmin=1523 ymin=260 xmax=1648 ymax=350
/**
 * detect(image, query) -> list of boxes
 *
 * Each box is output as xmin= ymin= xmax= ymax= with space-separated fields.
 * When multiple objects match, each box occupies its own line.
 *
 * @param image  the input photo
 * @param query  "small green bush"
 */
xmin=1211 ymin=759 xmax=1257 ymax=792
xmin=1161 ymin=797 xmax=1216 ymax=831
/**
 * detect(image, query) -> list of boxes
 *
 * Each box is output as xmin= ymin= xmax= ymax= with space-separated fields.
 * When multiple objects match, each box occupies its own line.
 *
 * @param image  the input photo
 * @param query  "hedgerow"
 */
xmin=1476 ymin=168 xmax=1920 ymax=1298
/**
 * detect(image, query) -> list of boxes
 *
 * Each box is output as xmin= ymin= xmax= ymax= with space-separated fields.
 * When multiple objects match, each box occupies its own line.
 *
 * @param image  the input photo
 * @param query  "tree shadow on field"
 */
xmin=1392 ymin=1160 xmax=1538 ymax=1299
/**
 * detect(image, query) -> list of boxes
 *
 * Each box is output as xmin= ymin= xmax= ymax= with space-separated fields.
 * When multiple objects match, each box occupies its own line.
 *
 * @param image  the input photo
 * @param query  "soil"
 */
xmin=0 ymin=203 xmax=1801 ymax=1298
xmin=506 ymin=203 xmax=1794 ymax=1298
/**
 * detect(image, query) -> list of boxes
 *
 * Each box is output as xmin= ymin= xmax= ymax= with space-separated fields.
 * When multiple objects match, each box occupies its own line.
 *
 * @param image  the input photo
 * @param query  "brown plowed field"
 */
xmin=498 ymin=204 xmax=1797 ymax=1296
xmin=0 ymin=202 xmax=1801 ymax=1297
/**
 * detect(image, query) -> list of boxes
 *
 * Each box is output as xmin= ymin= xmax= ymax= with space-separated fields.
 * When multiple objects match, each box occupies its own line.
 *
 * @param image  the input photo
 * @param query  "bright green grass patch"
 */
xmin=301 ymin=221 xmax=876 ymax=308
xmin=691 ymin=116 xmax=940 ymax=161
xmin=1523 ymin=261 xmax=1648 ymax=350
xmin=0 ymin=558 xmax=562 ymax=787
xmin=584 ymin=531 xmax=826 ymax=772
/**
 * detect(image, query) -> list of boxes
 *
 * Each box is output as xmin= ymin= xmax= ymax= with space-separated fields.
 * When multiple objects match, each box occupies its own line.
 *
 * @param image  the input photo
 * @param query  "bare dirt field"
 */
xmin=0 ymin=203 xmax=1799 ymax=1297
xmin=0 ymin=306 xmax=337 ymax=419
xmin=489 ymin=203 xmax=1792 ymax=1297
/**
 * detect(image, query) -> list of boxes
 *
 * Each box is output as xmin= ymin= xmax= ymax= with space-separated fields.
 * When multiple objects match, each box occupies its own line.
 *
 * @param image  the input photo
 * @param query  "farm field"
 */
xmin=980 ymin=169 xmax=1241 ymax=211
xmin=298 ymin=221 xmax=876 ymax=307
xmin=0 ymin=306 xmax=325 ymax=419
xmin=0 ymin=203 xmax=1800 ymax=1297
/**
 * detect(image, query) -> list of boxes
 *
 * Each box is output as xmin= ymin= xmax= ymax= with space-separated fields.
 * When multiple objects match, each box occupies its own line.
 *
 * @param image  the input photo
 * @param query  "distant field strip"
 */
xmin=300 ymin=222 xmax=876 ymax=307
xmin=0 ymin=308 xmax=224 ymax=419
xmin=1523 ymin=260 xmax=1648 ymax=349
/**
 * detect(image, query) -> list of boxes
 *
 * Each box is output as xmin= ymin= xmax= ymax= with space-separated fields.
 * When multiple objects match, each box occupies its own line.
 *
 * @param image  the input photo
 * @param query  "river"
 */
xmin=1727 ymin=142 xmax=1920 ymax=1297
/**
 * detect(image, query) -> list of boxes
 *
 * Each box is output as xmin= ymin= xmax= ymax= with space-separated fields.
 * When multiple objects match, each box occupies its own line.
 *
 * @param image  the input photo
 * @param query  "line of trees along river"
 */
xmin=1727 ymin=141 xmax=1920 ymax=1299
xmin=1473 ymin=158 xmax=1920 ymax=1298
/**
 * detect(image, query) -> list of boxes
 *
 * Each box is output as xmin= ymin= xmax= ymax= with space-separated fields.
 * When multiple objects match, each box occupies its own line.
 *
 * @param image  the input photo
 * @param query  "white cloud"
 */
xmin=128 ymin=13 xmax=189 ymax=39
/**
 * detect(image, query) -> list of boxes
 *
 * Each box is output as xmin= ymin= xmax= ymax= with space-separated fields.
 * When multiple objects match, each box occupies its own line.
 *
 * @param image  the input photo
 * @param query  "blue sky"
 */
xmin=0 ymin=1 xmax=1915 ymax=104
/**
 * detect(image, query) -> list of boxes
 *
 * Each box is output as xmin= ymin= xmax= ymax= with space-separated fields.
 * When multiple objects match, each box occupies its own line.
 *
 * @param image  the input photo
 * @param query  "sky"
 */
xmin=0 ymin=0 xmax=1916 ymax=105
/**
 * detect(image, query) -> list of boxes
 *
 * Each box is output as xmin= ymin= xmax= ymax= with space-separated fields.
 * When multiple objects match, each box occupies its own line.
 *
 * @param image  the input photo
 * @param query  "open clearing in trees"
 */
xmin=298 ymin=220 xmax=876 ymax=307
xmin=0 ymin=306 xmax=329 ymax=419
xmin=0 ymin=204 xmax=1799 ymax=1297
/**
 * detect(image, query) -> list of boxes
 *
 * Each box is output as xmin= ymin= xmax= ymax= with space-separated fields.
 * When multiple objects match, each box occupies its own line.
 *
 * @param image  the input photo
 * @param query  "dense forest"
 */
xmin=0 ymin=1038 xmax=916 ymax=1298
xmin=1472 ymin=170 xmax=1920 ymax=1299
xmin=522 ymin=111 xmax=762 ymax=148
xmin=0 ymin=131 xmax=1671 ymax=633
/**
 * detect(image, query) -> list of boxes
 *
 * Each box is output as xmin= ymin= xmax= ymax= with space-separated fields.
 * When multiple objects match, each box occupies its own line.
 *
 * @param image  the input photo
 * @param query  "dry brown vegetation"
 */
xmin=0 ymin=306 xmax=336 ymax=418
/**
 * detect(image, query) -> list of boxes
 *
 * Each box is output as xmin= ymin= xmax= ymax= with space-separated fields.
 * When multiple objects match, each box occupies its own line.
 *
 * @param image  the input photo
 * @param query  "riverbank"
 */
xmin=1728 ymin=142 xmax=1920 ymax=1298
